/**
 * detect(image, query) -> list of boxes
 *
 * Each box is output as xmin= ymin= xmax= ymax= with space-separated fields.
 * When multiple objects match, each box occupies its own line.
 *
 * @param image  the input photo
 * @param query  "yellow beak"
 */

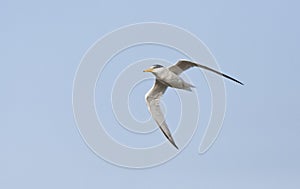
xmin=143 ymin=68 xmax=154 ymax=72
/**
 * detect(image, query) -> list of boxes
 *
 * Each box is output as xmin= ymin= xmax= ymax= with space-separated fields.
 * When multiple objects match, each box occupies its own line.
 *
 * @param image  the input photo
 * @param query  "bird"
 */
xmin=143 ymin=60 xmax=243 ymax=149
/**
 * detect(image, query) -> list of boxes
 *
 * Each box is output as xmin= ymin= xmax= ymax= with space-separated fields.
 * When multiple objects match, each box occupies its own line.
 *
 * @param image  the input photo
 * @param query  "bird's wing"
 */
xmin=145 ymin=79 xmax=178 ymax=149
xmin=168 ymin=60 xmax=244 ymax=85
xmin=168 ymin=60 xmax=198 ymax=75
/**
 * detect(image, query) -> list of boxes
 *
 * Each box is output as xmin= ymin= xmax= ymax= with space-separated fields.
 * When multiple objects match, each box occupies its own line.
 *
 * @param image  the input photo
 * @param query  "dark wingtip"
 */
xmin=169 ymin=139 xmax=179 ymax=150
xmin=237 ymin=80 xmax=244 ymax=85
xmin=173 ymin=143 xmax=179 ymax=150
xmin=175 ymin=143 xmax=179 ymax=149
xmin=221 ymin=73 xmax=244 ymax=86
xmin=194 ymin=63 xmax=244 ymax=86
xmin=236 ymin=80 xmax=244 ymax=86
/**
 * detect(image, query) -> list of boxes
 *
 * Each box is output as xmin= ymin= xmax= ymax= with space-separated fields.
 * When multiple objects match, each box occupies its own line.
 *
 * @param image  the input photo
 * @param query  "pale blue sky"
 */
xmin=1 ymin=0 xmax=300 ymax=188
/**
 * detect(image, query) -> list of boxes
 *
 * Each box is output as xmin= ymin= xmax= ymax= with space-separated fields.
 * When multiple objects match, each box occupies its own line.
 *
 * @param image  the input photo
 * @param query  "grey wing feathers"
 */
xmin=145 ymin=80 xmax=178 ymax=149
xmin=168 ymin=60 xmax=198 ymax=75
xmin=168 ymin=60 xmax=244 ymax=85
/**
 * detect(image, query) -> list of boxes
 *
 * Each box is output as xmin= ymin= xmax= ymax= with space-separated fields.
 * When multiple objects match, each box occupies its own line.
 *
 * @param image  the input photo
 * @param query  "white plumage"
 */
xmin=143 ymin=60 xmax=243 ymax=149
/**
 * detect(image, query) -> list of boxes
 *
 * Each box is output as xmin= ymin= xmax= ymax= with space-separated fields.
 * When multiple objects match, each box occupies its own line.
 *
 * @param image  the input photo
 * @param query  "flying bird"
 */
xmin=143 ymin=60 xmax=243 ymax=149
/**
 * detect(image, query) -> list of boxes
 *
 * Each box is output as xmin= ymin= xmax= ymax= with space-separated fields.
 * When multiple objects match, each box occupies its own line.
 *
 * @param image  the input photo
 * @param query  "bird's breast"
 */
xmin=158 ymin=73 xmax=184 ymax=89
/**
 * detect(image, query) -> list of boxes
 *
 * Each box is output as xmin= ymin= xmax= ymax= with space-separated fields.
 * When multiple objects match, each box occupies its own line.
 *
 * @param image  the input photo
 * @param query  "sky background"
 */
xmin=1 ymin=0 xmax=300 ymax=188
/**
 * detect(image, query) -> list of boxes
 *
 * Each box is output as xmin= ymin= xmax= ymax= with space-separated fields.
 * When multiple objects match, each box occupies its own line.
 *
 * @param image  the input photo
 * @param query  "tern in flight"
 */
xmin=143 ymin=60 xmax=243 ymax=149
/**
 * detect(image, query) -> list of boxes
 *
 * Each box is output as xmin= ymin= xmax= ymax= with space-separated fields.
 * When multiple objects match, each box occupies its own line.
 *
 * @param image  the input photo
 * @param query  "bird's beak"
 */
xmin=143 ymin=68 xmax=154 ymax=72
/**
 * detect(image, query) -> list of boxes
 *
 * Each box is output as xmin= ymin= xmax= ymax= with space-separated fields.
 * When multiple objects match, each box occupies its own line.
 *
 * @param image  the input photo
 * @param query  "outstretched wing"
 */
xmin=145 ymin=79 xmax=178 ymax=149
xmin=168 ymin=60 xmax=244 ymax=85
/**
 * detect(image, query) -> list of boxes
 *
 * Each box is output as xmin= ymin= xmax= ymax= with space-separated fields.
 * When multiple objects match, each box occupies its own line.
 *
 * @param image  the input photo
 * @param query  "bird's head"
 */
xmin=143 ymin=64 xmax=164 ymax=74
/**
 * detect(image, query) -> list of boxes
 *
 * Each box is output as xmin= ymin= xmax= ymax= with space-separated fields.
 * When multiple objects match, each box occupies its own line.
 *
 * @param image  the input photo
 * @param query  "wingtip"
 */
xmin=238 ymin=81 xmax=244 ymax=86
xmin=172 ymin=143 xmax=179 ymax=150
xmin=169 ymin=139 xmax=179 ymax=150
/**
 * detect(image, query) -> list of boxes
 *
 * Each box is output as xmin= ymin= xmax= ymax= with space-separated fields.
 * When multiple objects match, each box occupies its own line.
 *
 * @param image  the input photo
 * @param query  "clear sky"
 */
xmin=1 ymin=0 xmax=300 ymax=188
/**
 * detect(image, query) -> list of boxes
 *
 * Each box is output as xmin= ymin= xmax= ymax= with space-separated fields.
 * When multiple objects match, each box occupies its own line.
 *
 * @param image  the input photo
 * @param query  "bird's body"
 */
xmin=143 ymin=60 xmax=243 ymax=149
xmin=151 ymin=67 xmax=195 ymax=91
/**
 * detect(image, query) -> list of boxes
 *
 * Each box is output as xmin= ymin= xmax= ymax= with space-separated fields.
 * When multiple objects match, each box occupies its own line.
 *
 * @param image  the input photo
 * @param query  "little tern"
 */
xmin=143 ymin=60 xmax=243 ymax=149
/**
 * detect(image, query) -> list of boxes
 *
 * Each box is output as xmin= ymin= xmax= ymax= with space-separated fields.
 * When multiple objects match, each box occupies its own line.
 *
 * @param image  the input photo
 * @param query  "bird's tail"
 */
xmin=183 ymin=82 xmax=195 ymax=92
